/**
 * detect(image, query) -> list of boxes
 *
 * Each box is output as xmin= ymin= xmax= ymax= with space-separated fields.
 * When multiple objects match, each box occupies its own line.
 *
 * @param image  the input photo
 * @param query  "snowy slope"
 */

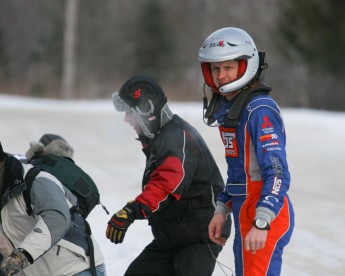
xmin=1 ymin=95 xmax=344 ymax=276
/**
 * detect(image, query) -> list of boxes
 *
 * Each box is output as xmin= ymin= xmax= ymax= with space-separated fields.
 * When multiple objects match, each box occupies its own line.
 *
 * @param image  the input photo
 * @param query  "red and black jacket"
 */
xmin=136 ymin=115 xmax=229 ymax=248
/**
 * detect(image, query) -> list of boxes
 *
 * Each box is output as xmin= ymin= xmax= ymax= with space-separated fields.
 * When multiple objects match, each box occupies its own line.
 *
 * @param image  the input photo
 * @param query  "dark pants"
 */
xmin=124 ymin=240 xmax=223 ymax=276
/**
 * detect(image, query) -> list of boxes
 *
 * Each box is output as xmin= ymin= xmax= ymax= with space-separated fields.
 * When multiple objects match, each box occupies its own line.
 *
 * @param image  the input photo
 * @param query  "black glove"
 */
xmin=0 ymin=248 xmax=32 ymax=276
xmin=106 ymin=201 xmax=151 ymax=244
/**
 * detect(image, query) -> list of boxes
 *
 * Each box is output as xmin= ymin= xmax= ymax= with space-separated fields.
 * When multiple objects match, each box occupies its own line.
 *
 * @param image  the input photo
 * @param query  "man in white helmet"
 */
xmin=198 ymin=27 xmax=295 ymax=275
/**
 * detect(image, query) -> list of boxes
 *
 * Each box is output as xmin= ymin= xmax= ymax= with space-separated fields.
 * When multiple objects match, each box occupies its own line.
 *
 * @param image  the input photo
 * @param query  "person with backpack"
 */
xmin=106 ymin=76 xmax=231 ymax=276
xmin=25 ymin=134 xmax=107 ymax=220
xmin=198 ymin=27 xmax=295 ymax=275
xmin=0 ymin=138 xmax=106 ymax=276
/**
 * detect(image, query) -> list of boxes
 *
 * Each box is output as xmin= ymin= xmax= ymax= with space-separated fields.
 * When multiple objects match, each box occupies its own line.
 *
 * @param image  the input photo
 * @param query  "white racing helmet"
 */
xmin=198 ymin=27 xmax=260 ymax=95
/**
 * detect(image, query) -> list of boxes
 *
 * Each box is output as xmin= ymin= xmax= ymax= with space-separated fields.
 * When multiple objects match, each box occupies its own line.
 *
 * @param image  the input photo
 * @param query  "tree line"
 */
xmin=0 ymin=0 xmax=343 ymax=110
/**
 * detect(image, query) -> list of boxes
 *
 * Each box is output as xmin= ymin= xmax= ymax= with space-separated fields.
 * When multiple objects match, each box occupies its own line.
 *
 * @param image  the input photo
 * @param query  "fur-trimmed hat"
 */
xmin=25 ymin=134 xmax=74 ymax=160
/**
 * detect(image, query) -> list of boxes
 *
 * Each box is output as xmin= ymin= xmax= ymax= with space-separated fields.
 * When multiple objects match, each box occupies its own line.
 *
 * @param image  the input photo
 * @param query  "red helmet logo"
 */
xmin=133 ymin=89 xmax=141 ymax=99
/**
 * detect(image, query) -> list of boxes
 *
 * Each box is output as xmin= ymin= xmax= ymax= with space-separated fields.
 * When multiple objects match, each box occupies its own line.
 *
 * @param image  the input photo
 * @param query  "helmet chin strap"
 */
xmin=160 ymin=103 xmax=173 ymax=128
xmin=202 ymin=85 xmax=223 ymax=127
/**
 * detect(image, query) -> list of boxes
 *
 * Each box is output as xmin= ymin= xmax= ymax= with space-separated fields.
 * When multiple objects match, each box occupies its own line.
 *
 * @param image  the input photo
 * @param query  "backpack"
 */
xmin=24 ymin=155 xmax=108 ymax=219
xmin=22 ymin=155 xmax=108 ymax=276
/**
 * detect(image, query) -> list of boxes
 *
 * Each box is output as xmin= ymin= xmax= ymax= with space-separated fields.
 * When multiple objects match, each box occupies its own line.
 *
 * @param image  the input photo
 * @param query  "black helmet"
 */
xmin=112 ymin=76 xmax=173 ymax=138
xmin=0 ymin=141 xmax=5 ymax=161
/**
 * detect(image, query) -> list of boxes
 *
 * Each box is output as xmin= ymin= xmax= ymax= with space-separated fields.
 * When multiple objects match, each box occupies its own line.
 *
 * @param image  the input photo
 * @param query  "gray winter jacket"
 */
xmin=1 ymin=161 xmax=104 ymax=276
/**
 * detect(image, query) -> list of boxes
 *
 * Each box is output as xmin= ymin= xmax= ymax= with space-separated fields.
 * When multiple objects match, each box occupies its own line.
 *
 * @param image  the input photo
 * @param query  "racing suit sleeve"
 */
xmin=248 ymin=105 xmax=291 ymax=222
xmin=214 ymin=185 xmax=232 ymax=214
xmin=214 ymin=200 xmax=232 ymax=215
xmin=18 ymin=174 xmax=71 ymax=260
xmin=135 ymin=129 xmax=197 ymax=212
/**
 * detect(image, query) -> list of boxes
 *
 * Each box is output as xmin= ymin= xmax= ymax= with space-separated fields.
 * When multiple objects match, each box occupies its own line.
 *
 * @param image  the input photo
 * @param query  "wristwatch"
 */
xmin=253 ymin=218 xmax=270 ymax=230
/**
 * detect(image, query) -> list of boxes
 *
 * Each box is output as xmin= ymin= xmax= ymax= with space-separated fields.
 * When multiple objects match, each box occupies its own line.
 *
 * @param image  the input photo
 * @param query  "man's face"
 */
xmin=124 ymin=111 xmax=143 ymax=135
xmin=210 ymin=60 xmax=239 ymax=89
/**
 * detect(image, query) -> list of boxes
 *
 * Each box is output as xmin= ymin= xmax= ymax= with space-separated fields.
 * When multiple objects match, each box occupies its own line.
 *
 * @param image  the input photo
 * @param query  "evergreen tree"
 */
xmin=129 ymin=0 xmax=175 ymax=80
xmin=276 ymin=0 xmax=345 ymax=77
xmin=275 ymin=0 xmax=345 ymax=110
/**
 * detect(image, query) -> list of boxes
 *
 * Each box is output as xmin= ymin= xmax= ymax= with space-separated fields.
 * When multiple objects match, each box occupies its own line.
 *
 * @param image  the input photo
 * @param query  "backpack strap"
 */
xmin=84 ymin=219 xmax=97 ymax=276
xmin=69 ymin=205 xmax=97 ymax=276
xmin=23 ymin=166 xmax=41 ymax=216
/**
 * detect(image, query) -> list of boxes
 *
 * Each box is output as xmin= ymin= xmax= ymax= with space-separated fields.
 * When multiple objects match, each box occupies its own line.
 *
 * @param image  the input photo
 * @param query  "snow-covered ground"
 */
xmin=1 ymin=94 xmax=344 ymax=275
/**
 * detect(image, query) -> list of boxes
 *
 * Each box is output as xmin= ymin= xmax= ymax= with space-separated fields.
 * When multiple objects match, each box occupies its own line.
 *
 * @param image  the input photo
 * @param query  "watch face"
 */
xmin=255 ymin=218 xmax=268 ymax=229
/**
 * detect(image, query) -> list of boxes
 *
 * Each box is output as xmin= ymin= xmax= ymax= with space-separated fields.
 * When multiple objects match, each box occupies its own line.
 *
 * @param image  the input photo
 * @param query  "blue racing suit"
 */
xmin=213 ymin=86 xmax=295 ymax=276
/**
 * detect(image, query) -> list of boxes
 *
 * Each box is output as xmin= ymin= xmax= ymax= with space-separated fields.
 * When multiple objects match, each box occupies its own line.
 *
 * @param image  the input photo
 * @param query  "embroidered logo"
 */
xmin=271 ymin=177 xmax=282 ymax=195
xmin=263 ymin=195 xmax=279 ymax=207
xmin=270 ymin=156 xmax=283 ymax=176
xmin=133 ymin=89 xmax=141 ymax=99
xmin=261 ymin=115 xmax=275 ymax=134
xmin=259 ymin=133 xmax=278 ymax=142
xmin=210 ymin=40 xmax=225 ymax=48
xmin=219 ymin=126 xmax=238 ymax=157
xmin=261 ymin=115 xmax=273 ymax=128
